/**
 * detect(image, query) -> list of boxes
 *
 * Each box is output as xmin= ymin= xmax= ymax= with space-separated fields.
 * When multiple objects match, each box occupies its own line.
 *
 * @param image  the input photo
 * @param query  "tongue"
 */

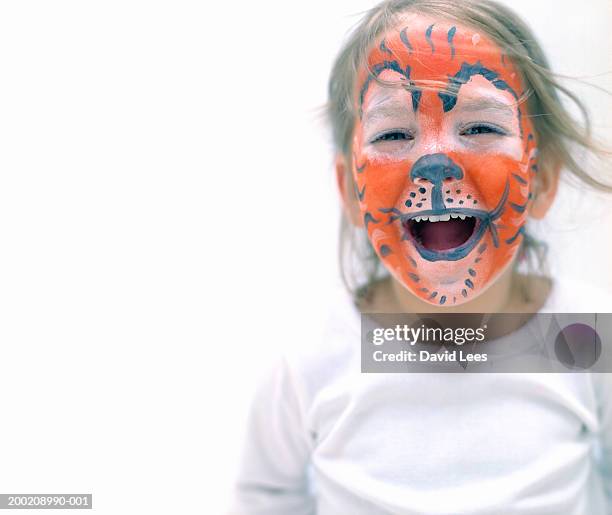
xmin=420 ymin=219 xmax=473 ymax=251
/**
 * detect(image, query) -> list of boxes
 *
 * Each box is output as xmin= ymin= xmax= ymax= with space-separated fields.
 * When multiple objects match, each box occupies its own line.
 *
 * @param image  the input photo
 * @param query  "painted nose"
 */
xmin=409 ymin=153 xmax=463 ymax=211
xmin=410 ymin=153 xmax=463 ymax=184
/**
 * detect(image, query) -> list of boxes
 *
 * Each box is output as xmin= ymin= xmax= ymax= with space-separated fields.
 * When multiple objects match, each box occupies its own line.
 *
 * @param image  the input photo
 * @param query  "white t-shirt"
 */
xmin=230 ymin=277 xmax=612 ymax=514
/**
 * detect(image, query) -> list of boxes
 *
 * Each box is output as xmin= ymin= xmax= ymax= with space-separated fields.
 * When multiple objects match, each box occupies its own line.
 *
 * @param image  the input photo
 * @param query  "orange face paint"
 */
xmin=352 ymin=14 xmax=537 ymax=306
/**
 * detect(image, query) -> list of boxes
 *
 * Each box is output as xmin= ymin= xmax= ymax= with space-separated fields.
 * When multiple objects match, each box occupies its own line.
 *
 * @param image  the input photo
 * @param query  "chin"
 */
xmin=388 ymin=231 xmax=518 ymax=308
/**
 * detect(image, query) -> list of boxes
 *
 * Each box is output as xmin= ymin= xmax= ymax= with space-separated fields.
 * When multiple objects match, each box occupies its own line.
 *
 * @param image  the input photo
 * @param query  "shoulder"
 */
xmin=281 ymin=282 xmax=362 ymax=402
xmin=542 ymin=276 xmax=612 ymax=312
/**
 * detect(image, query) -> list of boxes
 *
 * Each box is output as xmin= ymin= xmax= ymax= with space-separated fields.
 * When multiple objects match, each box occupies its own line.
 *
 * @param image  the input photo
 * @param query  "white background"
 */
xmin=0 ymin=1 xmax=610 ymax=514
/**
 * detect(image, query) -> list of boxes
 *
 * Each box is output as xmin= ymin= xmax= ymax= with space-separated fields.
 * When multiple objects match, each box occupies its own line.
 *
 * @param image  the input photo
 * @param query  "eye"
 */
xmin=460 ymin=124 xmax=507 ymax=136
xmin=371 ymin=130 xmax=414 ymax=143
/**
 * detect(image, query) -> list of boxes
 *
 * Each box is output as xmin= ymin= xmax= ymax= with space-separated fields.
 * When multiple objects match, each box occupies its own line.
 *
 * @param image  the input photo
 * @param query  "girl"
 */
xmin=230 ymin=0 xmax=612 ymax=513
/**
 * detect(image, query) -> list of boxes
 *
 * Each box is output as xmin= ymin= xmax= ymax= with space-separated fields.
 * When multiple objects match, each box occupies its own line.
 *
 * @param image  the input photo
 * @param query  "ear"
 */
xmin=529 ymin=160 xmax=561 ymax=220
xmin=335 ymin=154 xmax=364 ymax=227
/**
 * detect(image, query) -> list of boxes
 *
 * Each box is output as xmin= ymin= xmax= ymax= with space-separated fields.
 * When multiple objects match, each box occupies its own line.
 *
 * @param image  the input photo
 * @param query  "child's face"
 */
xmin=351 ymin=14 xmax=537 ymax=306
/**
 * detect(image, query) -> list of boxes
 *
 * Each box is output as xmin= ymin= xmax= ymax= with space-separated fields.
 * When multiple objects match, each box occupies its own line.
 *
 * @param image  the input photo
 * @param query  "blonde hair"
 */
xmin=326 ymin=0 xmax=612 ymax=300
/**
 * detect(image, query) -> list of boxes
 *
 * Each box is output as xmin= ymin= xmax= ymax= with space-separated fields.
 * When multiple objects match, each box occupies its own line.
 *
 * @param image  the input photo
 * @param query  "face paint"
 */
xmin=352 ymin=14 xmax=537 ymax=306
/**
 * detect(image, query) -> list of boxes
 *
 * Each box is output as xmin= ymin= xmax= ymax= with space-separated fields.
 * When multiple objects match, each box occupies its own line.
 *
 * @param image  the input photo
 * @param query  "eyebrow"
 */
xmin=362 ymin=96 xmax=517 ymax=127
xmin=363 ymin=101 xmax=414 ymax=126
xmin=454 ymin=97 xmax=516 ymax=118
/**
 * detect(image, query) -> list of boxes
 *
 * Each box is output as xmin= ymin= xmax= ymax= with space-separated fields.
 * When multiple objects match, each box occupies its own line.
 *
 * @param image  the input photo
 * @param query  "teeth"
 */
xmin=413 ymin=213 xmax=474 ymax=222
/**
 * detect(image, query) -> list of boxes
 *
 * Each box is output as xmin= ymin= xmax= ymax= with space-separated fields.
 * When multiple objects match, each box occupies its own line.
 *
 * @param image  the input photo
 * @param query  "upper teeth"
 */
xmin=415 ymin=214 xmax=471 ymax=222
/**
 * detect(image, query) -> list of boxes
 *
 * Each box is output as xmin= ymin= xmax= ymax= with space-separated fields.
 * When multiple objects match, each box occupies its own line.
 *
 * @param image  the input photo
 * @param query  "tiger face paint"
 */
xmin=352 ymin=14 xmax=537 ymax=306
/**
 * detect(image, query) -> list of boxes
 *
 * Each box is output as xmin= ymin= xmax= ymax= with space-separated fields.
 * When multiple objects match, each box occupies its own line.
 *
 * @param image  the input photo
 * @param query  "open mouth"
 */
xmin=408 ymin=214 xmax=478 ymax=251
xmin=402 ymin=210 xmax=487 ymax=261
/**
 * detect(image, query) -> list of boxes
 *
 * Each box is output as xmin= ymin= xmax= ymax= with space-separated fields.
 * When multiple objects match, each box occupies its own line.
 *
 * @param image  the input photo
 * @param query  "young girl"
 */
xmin=230 ymin=0 xmax=612 ymax=513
